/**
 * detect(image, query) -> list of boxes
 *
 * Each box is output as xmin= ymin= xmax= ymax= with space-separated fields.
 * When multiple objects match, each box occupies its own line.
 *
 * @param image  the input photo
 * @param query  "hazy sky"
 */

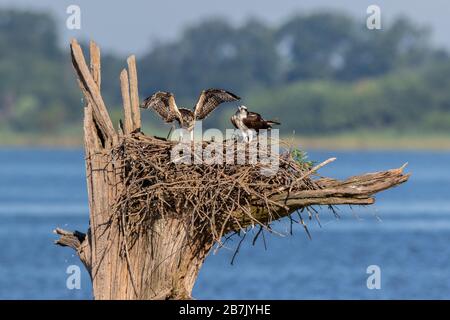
xmin=1 ymin=0 xmax=450 ymax=55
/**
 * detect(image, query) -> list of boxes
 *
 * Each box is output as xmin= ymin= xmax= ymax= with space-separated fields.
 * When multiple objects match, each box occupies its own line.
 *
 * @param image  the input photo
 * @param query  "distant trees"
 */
xmin=139 ymin=19 xmax=280 ymax=100
xmin=0 ymin=9 xmax=449 ymax=136
xmin=139 ymin=12 xmax=441 ymax=95
xmin=0 ymin=10 xmax=80 ymax=132
xmin=276 ymin=12 xmax=355 ymax=81
xmin=247 ymin=62 xmax=450 ymax=134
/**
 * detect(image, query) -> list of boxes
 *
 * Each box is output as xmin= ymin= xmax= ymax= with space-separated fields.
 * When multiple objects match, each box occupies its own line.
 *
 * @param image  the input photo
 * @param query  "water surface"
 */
xmin=0 ymin=148 xmax=448 ymax=299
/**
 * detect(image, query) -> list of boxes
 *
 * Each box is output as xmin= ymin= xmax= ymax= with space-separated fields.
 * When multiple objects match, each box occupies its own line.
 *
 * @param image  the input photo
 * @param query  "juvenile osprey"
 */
xmin=141 ymin=89 xmax=240 ymax=139
xmin=231 ymin=105 xmax=280 ymax=142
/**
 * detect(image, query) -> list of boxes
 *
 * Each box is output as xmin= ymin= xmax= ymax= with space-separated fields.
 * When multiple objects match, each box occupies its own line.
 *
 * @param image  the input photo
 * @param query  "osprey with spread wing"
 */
xmin=140 ymin=89 xmax=240 ymax=139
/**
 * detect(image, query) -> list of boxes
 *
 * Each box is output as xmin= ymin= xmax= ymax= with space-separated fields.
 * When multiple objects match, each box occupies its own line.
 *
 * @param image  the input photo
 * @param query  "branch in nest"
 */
xmin=109 ymin=135 xmax=410 ymax=250
xmin=235 ymin=164 xmax=410 ymax=230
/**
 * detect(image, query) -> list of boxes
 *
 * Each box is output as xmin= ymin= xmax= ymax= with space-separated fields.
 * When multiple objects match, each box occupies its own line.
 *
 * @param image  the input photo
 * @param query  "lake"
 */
xmin=0 ymin=148 xmax=449 ymax=299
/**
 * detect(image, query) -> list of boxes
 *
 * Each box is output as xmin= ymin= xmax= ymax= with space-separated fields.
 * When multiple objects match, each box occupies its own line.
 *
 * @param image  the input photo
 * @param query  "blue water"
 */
xmin=0 ymin=148 xmax=449 ymax=299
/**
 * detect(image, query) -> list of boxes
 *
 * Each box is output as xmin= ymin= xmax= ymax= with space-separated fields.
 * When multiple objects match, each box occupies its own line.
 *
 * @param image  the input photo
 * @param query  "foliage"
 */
xmin=290 ymin=148 xmax=314 ymax=167
xmin=0 ymin=9 xmax=449 ymax=139
xmin=0 ymin=10 xmax=80 ymax=132
xmin=246 ymin=63 xmax=450 ymax=134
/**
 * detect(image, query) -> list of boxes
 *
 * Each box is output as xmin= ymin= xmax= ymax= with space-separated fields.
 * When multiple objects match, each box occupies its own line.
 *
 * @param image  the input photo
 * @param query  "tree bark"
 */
xmin=55 ymin=39 xmax=410 ymax=300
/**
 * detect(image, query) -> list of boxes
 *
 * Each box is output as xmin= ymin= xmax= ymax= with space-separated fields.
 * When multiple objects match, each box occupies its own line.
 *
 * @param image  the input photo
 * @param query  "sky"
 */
xmin=1 ymin=0 xmax=450 ymax=55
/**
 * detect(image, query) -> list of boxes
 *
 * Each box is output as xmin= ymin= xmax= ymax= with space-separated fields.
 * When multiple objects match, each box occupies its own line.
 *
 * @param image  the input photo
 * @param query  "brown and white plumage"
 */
xmin=141 ymin=88 xmax=240 ymax=138
xmin=141 ymin=91 xmax=181 ymax=123
xmin=194 ymin=89 xmax=240 ymax=120
xmin=244 ymin=113 xmax=280 ymax=130
xmin=231 ymin=105 xmax=280 ymax=142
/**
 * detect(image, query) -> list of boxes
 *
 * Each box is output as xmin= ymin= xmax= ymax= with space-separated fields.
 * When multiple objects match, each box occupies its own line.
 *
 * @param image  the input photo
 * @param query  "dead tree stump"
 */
xmin=55 ymin=39 xmax=410 ymax=300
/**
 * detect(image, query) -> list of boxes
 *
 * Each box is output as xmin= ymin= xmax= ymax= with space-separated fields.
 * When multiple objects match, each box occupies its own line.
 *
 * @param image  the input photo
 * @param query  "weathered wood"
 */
xmin=68 ymin=40 xmax=199 ymax=299
xmin=56 ymin=40 xmax=410 ymax=300
xmin=120 ymin=69 xmax=133 ymax=135
xmin=83 ymin=42 xmax=101 ymax=284
xmin=83 ymin=41 xmax=114 ymax=298
xmin=54 ymin=228 xmax=91 ymax=275
xmin=222 ymin=163 xmax=409 ymax=230
xmin=54 ymin=228 xmax=86 ymax=249
xmin=71 ymin=39 xmax=116 ymax=146
xmin=89 ymin=41 xmax=101 ymax=87
xmin=127 ymin=55 xmax=141 ymax=131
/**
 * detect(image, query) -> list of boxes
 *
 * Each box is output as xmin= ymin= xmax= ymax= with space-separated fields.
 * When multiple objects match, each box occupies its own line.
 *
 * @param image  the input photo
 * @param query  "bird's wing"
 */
xmin=242 ymin=112 xmax=263 ymax=128
xmin=194 ymin=89 xmax=240 ymax=120
xmin=141 ymin=91 xmax=181 ymax=123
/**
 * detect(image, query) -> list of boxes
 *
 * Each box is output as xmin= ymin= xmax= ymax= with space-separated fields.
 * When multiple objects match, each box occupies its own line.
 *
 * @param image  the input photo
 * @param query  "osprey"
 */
xmin=141 ymin=88 xmax=240 ymax=139
xmin=231 ymin=105 xmax=280 ymax=142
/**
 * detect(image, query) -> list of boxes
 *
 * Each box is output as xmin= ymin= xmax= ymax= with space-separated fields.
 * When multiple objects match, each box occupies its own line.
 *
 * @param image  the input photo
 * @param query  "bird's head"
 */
xmin=238 ymin=105 xmax=248 ymax=114
xmin=140 ymin=96 xmax=151 ymax=109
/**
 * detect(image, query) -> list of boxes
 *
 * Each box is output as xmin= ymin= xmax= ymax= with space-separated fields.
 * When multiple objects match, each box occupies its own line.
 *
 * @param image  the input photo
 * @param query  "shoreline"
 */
xmin=0 ymin=133 xmax=449 ymax=151
xmin=291 ymin=136 xmax=450 ymax=150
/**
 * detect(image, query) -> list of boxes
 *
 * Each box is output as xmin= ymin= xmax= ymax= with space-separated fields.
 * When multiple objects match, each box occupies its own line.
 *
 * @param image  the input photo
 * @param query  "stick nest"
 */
xmin=111 ymin=134 xmax=323 ymax=250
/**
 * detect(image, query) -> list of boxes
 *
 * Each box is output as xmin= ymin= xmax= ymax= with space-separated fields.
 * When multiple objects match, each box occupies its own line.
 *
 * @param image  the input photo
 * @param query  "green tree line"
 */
xmin=0 ymin=9 xmax=449 ymax=138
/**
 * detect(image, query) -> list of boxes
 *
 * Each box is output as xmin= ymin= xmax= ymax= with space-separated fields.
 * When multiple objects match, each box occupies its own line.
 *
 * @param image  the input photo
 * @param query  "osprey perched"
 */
xmin=231 ymin=105 xmax=280 ymax=142
xmin=141 ymin=89 xmax=240 ymax=139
